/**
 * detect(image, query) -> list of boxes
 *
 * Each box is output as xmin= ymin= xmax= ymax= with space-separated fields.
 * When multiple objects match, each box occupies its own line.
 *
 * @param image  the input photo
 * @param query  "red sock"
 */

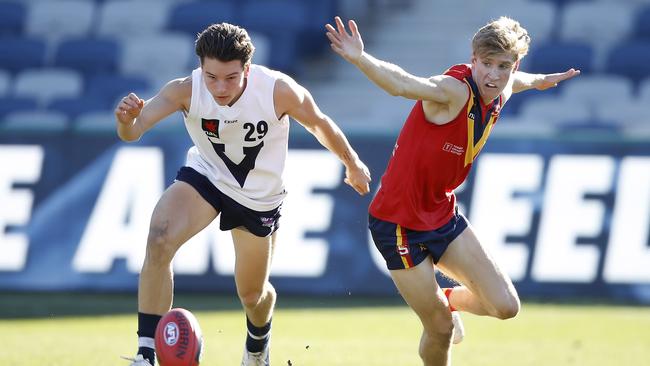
xmin=443 ymin=287 xmax=457 ymax=312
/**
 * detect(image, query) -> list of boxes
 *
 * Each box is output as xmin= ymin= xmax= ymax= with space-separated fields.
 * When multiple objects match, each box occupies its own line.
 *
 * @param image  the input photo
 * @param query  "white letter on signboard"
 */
xmin=0 ymin=145 xmax=43 ymax=271
xmin=470 ymin=154 xmax=543 ymax=281
xmin=604 ymin=157 xmax=650 ymax=283
xmin=532 ymin=155 xmax=614 ymax=282
xmin=266 ymin=150 xmax=337 ymax=276
xmin=72 ymin=147 xmax=163 ymax=273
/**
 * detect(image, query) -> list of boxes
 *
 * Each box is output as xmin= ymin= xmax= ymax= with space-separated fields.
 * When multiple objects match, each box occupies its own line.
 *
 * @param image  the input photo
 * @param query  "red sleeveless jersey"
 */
xmin=369 ymin=64 xmax=502 ymax=230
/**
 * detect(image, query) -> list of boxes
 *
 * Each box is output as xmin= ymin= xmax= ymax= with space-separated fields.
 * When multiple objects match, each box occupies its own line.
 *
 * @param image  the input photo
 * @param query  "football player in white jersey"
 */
xmin=115 ymin=23 xmax=371 ymax=366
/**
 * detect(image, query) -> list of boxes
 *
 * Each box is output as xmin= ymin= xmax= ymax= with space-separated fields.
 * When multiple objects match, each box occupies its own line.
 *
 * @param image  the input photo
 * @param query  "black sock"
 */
xmin=137 ymin=347 xmax=156 ymax=365
xmin=137 ymin=312 xmax=162 ymax=365
xmin=245 ymin=316 xmax=272 ymax=353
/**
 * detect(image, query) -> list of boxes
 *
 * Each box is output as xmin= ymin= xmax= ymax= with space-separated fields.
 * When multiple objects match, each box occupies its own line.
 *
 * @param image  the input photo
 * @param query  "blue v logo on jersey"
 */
xmin=201 ymin=118 xmax=264 ymax=188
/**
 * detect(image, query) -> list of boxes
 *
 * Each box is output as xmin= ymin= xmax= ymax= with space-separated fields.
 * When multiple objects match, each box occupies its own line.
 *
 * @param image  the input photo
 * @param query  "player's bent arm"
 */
xmin=355 ymin=53 xmax=466 ymax=103
xmin=275 ymin=78 xmax=370 ymax=194
xmin=116 ymin=77 xmax=191 ymax=142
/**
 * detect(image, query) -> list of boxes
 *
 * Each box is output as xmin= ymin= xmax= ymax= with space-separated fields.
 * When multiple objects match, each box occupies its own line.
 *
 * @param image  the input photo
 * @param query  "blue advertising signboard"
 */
xmin=1 ymin=130 xmax=649 ymax=303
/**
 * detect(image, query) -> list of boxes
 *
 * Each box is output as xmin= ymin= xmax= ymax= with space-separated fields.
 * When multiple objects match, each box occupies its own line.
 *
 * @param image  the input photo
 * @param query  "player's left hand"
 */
xmin=536 ymin=68 xmax=581 ymax=90
xmin=326 ymin=16 xmax=364 ymax=65
xmin=345 ymin=160 xmax=371 ymax=195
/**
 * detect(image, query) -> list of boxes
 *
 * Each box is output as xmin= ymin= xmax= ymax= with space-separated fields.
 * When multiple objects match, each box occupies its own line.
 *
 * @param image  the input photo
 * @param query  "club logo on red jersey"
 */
xmin=443 ymin=142 xmax=464 ymax=156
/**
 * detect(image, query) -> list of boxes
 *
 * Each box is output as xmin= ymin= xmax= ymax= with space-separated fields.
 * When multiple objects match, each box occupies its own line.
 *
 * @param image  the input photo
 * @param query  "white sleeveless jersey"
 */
xmin=183 ymin=64 xmax=290 ymax=211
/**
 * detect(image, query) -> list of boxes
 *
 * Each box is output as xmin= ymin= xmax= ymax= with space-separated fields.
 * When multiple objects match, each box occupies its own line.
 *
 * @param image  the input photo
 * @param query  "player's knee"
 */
xmin=239 ymin=290 xmax=264 ymax=308
xmin=239 ymin=289 xmax=264 ymax=308
xmin=239 ymin=284 xmax=276 ymax=309
xmin=492 ymin=294 xmax=521 ymax=320
xmin=145 ymin=227 xmax=177 ymax=267
xmin=422 ymin=311 xmax=454 ymax=340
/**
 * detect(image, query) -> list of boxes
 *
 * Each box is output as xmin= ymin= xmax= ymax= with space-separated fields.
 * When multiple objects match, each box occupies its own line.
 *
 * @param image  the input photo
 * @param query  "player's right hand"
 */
xmin=115 ymin=93 xmax=145 ymax=125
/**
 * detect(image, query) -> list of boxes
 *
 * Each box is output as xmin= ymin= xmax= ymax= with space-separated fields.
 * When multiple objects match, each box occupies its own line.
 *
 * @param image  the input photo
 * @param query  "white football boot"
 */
xmin=241 ymin=344 xmax=270 ymax=366
xmin=451 ymin=311 xmax=465 ymax=344
xmin=121 ymin=354 xmax=153 ymax=366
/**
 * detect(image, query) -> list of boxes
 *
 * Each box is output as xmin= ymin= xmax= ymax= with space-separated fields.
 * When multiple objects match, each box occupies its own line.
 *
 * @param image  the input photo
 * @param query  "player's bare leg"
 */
xmin=390 ymin=258 xmax=453 ymax=366
xmin=437 ymin=225 xmax=520 ymax=319
xmin=134 ymin=180 xmax=218 ymax=364
xmin=437 ymin=287 xmax=465 ymax=344
xmin=139 ymin=181 xmax=218 ymax=315
xmin=233 ymin=228 xmax=277 ymax=365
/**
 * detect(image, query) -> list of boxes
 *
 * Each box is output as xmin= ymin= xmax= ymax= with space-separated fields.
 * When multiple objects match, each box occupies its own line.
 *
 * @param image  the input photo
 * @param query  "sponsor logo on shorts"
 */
xmin=260 ymin=217 xmax=275 ymax=227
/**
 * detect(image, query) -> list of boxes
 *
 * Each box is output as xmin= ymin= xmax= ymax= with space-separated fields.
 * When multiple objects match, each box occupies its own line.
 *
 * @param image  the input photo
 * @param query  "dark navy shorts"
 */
xmin=368 ymin=208 xmax=468 ymax=270
xmin=175 ymin=166 xmax=281 ymax=237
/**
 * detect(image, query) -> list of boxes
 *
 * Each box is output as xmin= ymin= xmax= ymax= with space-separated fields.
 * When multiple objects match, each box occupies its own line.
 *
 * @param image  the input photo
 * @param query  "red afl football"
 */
xmin=155 ymin=308 xmax=203 ymax=366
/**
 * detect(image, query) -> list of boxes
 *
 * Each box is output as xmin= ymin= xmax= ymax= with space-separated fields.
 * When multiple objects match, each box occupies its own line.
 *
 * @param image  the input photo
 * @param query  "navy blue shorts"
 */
xmin=175 ymin=166 xmax=281 ymax=237
xmin=369 ymin=208 xmax=468 ymax=270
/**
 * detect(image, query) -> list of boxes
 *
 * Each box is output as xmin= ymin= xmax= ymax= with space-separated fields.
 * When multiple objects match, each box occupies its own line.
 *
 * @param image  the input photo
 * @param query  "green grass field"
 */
xmin=1 ymin=294 xmax=649 ymax=365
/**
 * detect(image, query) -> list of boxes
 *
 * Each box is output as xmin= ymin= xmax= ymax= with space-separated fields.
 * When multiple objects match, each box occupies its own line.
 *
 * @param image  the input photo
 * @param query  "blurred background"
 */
xmin=1 ymin=0 xmax=649 ymax=305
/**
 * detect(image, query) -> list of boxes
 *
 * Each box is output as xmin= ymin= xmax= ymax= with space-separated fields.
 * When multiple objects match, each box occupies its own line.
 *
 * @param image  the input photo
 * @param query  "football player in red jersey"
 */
xmin=327 ymin=16 xmax=579 ymax=366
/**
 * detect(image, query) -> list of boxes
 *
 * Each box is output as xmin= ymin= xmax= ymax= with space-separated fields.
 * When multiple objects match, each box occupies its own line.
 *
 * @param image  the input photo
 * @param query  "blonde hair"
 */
xmin=472 ymin=16 xmax=530 ymax=62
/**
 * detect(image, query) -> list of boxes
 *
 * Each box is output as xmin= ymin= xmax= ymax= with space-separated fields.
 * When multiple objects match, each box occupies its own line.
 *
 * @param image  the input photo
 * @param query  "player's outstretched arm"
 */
xmin=275 ymin=77 xmax=371 ymax=195
xmin=512 ymin=68 xmax=580 ymax=94
xmin=115 ymin=77 xmax=191 ymax=142
xmin=326 ymin=16 xmax=463 ymax=103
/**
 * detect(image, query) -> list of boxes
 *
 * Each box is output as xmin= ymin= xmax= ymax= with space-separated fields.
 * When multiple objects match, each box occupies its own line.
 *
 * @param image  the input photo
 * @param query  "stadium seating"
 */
xmin=605 ymin=41 xmax=650 ymax=82
xmin=0 ymin=0 xmax=645 ymax=134
xmin=1 ymin=110 xmax=69 ymax=132
xmin=560 ymin=75 xmax=634 ymax=109
xmin=240 ymin=0 xmax=309 ymax=38
xmin=167 ymin=1 xmax=238 ymax=36
xmin=13 ymin=69 xmax=83 ymax=108
xmin=25 ymin=0 xmax=95 ymax=42
xmin=501 ymin=88 xmax=555 ymax=116
xmin=0 ymin=97 xmax=39 ymax=119
xmin=519 ymin=96 xmax=591 ymax=125
xmin=595 ymin=100 xmax=646 ymax=127
xmin=0 ymin=1 xmax=26 ymax=36
xmin=73 ymin=111 xmax=116 ymax=132
xmin=0 ymin=71 xmax=11 ymax=97
xmin=485 ymin=1 xmax=557 ymax=42
xmin=295 ymin=0 xmax=339 ymax=56
xmin=639 ymin=77 xmax=650 ymax=102
xmin=53 ymin=38 xmax=121 ymax=77
xmin=524 ymin=41 xmax=594 ymax=74
xmin=560 ymin=2 xmax=634 ymax=70
xmin=0 ymin=37 xmax=47 ymax=73
xmin=632 ymin=5 xmax=650 ymax=40
xmin=85 ymin=74 xmax=150 ymax=107
xmin=560 ymin=2 xmax=633 ymax=47
xmin=48 ymin=95 xmax=110 ymax=120
xmin=119 ymin=33 xmax=195 ymax=87
xmin=97 ymin=0 xmax=171 ymax=38
xmin=240 ymin=0 xmax=309 ymax=72
xmin=247 ymin=32 xmax=272 ymax=66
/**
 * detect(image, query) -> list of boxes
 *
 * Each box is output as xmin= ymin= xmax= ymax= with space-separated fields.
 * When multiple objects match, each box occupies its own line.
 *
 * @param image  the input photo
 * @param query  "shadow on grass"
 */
xmin=3 ymin=291 xmax=639 ymax=320
xmin=0 ymin=291 xmax=407 ymax=319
